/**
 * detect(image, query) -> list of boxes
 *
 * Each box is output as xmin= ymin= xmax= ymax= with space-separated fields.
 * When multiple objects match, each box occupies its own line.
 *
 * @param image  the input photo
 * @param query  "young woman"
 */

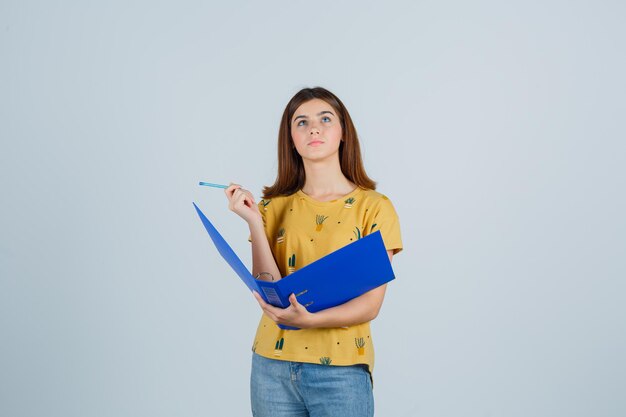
xmin=224 ymin=87 xmax=403 ymax=417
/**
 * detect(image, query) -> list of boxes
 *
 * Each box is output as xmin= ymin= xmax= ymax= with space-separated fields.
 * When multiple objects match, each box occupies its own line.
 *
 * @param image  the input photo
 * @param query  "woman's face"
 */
xmin=290 ymin=98 xmax=343 ymax=163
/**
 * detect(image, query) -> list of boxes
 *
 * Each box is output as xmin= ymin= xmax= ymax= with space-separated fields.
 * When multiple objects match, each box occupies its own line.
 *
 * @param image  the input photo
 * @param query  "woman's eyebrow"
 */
xmin=293 ymin=111 xmax=335 ymax=123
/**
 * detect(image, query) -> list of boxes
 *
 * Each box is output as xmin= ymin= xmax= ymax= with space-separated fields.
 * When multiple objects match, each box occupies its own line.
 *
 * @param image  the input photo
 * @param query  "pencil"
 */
xmin=199 ymin=182 xmax=229 ymax=189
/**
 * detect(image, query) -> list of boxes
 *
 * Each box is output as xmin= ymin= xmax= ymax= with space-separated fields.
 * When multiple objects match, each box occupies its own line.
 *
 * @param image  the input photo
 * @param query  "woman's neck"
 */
xmin=301 ymin=158 xmax=356 ymax=198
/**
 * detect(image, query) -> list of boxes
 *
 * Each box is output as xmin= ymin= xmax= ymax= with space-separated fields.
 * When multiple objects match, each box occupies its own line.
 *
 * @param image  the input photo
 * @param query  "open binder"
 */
xmin=193 ymin=202 xmax=395 ymax=329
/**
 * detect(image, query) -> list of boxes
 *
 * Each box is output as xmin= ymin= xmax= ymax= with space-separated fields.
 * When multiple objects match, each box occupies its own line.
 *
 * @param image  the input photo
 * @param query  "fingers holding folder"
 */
xmin=253 ymin=291 xmax=314 ymax=329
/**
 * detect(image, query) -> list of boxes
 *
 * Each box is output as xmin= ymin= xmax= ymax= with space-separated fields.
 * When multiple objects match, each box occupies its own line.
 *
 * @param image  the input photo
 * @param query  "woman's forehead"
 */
xmin=293 ymin=99 xmax=336 ymax=118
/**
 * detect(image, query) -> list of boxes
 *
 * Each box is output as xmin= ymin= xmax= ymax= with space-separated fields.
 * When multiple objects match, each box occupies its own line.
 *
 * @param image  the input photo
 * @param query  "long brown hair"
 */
xmin=262 ymin=87 xmax=377 ymax=198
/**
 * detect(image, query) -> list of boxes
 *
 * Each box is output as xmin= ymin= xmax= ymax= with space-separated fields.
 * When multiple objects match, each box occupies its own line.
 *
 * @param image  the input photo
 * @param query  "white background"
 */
xmin=1 ymin=1 xmax=624 ymax=416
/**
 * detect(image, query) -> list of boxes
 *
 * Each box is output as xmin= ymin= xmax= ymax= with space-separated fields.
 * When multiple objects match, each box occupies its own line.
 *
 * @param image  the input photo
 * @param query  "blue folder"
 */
xmin=193 ymin=202 xmax=395 ymax=329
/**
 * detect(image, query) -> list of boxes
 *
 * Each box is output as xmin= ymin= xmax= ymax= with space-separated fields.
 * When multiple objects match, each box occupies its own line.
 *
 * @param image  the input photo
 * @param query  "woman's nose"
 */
xmin=309 ymin=123 xmax=320 ymax=134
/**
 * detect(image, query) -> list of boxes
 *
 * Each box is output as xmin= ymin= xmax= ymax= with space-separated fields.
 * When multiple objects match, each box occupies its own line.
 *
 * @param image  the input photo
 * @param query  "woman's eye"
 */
xmin=297 ymin=120 xmax=306 ymax=126
xmin=322 ymin=116 xmax=331 ymax=122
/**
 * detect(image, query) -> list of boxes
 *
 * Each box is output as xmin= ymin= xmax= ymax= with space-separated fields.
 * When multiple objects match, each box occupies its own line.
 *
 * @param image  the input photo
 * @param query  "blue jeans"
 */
xmin=250 ymin=353 xmax=374 ymax=417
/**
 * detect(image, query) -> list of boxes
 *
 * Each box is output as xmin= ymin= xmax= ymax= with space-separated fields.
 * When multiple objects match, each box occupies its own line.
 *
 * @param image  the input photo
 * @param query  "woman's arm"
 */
xmin=253 ymin=250 xmax=394 ymax=328
xmin=308 ymin=282 xmax=387 ymax=328
xmin=225 ymin=183 xmax=281 ymax=282
xmin=248 ymin=218 xmax=282 ymax=282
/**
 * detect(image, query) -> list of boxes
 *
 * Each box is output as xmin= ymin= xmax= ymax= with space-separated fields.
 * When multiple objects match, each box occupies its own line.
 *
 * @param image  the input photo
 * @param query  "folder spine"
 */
xmin=258 ymin=284 xmax=288 ymax=308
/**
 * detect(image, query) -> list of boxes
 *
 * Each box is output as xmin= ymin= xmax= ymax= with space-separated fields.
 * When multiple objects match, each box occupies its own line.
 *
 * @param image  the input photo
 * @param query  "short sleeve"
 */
xmin=369 ymin=195 xmax=403 ymax=255
xmin=247 ymin=199 xmax=268 ymax=242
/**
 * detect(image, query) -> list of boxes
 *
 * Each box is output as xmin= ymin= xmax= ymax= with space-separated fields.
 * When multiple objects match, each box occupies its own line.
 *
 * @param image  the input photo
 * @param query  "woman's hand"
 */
xmin=252 ymin=291 xmax=315 ymax=329
xmin=224 ymin=183 xmax=262 ymax=225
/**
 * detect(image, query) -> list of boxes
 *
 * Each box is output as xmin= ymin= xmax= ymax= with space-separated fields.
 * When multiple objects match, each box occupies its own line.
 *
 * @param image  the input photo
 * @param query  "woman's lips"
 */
xmin=308 ymin=140 xmax=324 ymax=146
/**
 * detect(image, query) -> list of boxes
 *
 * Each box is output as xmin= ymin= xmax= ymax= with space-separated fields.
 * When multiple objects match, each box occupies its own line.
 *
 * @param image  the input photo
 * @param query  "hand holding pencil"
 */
xmin=200 ymin=181 xmax=262 ymax=225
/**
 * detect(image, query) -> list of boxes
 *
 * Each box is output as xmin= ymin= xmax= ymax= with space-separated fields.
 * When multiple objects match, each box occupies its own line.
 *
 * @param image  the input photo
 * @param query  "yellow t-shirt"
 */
xmin=247 ymin=186 xmax=403 ymax=376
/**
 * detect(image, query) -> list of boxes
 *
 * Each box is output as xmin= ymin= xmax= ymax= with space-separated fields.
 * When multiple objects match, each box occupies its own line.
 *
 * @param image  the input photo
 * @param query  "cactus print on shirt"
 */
xmin=247 ymin=187 xmax=403 ymax=377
